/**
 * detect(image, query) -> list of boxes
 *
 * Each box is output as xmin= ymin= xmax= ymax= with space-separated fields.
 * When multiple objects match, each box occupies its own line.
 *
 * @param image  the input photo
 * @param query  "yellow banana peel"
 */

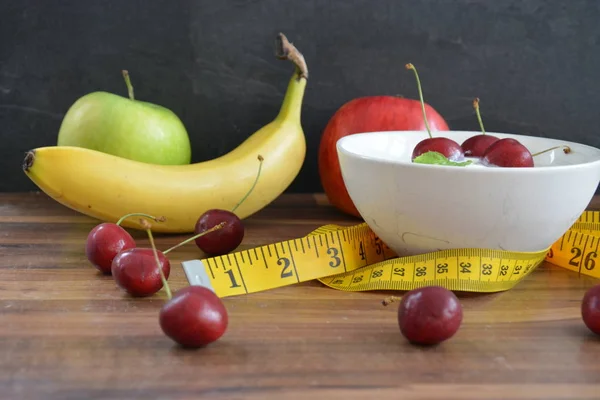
xmin=22 ymin=33 xmax=308 ymax=233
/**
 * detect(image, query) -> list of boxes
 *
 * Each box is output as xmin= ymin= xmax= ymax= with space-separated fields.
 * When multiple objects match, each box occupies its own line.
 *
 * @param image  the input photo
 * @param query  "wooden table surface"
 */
xmin=2 ymin=192 xmax=600 ymax=400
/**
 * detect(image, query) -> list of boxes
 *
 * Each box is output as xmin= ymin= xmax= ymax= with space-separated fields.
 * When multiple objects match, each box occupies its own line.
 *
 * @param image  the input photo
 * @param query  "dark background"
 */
xmin=2 ymin=0 xmax=599 ymax=193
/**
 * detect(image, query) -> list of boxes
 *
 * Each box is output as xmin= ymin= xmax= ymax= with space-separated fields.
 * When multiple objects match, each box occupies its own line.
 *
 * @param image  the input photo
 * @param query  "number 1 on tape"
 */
xmin=183 ymin=223 xmax=394 ymax=296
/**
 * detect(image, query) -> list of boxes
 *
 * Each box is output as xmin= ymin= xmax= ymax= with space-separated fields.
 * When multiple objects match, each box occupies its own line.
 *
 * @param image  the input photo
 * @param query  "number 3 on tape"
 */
xmin=182 ymin=211 xmax=600 ymax=298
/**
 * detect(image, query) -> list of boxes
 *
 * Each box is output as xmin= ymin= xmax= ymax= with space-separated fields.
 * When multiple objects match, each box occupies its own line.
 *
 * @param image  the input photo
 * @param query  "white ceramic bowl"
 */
xmin=336 ymin=130 xmax=600 ymax=256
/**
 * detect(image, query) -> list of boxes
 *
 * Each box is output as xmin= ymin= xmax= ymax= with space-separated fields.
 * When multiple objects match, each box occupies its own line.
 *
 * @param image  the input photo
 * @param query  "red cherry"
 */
xmin=194 ymin=209 xmax=244 ymax=256
xmin=111 ymin=248 xmax=171 ymax=297
xmin=191 ymin=156 xmax=263 ymax=256
xmin=396 ymin=286 xmax=463 ymax=345
xmin=481 ymin=138 xmax=534 ymax=168
xmin=404 ymin=63 xmax=464 ymax=162
xmin=159 ymin=286 xmax=229 ymax=348
xmin=131 ymin=218 xmax=228 ymax=348
xmin=461 ymin=134 xmax=499 ymax=157
xmin=156 ymin=156 xmax=261 ymax=258
xmin=85 ymin=223 xmax=136 ymax=274
xmin=582 ymin=284 xmax=600 ymax=336
xmin=411 ymin=137 xmax=464 ymax=161
xmin=85 ymin=213 xmax=166 ymax=274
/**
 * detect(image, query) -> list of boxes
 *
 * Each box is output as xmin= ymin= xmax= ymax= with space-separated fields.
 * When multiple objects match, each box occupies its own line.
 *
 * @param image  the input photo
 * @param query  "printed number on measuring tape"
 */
xmin=181 ymin=211 xmax=600 ymax=297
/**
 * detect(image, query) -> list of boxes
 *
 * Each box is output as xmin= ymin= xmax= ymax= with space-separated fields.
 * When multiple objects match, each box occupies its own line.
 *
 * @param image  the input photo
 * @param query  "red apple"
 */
xmin=318 ymin=96 xmax=450 ymax=217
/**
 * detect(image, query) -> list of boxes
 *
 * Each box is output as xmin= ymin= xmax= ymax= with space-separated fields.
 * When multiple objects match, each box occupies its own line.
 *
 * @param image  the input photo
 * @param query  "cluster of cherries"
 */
xmin=405 ymin=63 xmax=571 ymax=168
xmin=80 ymin=59 xmax=600 ymax=349
xmin=83 ymin=156 xmax=263 ymax=349
xmin=377 ymin=64 xmax=596 ymax=347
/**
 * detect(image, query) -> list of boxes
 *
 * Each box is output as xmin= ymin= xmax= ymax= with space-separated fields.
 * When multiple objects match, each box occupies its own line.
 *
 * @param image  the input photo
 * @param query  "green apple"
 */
xmin=57 ymin=70 xmax=192 ymax=165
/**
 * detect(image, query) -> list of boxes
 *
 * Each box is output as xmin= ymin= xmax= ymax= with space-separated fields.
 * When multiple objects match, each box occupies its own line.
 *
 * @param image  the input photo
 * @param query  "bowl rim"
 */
xmin=336 ymin=130 xmax=600 ymax=173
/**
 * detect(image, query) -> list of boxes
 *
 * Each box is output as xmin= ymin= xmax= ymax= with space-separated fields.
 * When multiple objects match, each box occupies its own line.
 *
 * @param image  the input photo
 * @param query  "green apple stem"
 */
xmin=405 ymin=63 xmax=432 ymax=139
xmin=381 ymin=295 xmax=402 ymax=306
xmin=531 ymin=145 xmax=571 ymax=157
xmin=122 ymin=70 xmax=135 ymax=101
xmin=473 ymin=98 xmax=486 ymax=135
xmin=231 ymin=155 xmax=264 ymax=214
xmin=116 ymin=212 xmax=166 ymax=226
xmin=162 ymin=222 xmax=226 ymax=255
xmin=140 ymin=219 xmax=172 ymax=300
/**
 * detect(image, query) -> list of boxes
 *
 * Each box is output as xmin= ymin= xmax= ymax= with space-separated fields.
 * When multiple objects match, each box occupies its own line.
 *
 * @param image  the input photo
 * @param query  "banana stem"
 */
xmin=274 ymin=33 xmax=308 ymax=124
xmin=275 ymin=33 xmax=308 ymax=80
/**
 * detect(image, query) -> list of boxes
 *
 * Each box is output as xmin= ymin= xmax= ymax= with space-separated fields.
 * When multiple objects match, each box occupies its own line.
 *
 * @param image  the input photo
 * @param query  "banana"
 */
xmin=22 ymin=33 xmax=309 ymax=234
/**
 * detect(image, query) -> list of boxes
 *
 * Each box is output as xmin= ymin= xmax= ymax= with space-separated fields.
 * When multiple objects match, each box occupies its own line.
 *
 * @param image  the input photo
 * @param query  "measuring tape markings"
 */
xmin=318 ymin=245 xmax=548 ymax=294
xmin=546 ymin=220 xmax=600 ymax=279
xmin=575 ymin=211 xmax=600 ymax=224
xmin=181 ymin=211 xmax=600 ymax=298
xmin=183 ymin=222 xmax=389 ymax=296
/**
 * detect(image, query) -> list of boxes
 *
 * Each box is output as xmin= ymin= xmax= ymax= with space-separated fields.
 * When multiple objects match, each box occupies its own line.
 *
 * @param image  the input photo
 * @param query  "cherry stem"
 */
xmin=405 ymin=63 xmax=432 ymax=139
xmin=473 ymin=98 xmax=486 ymax=135
xmin=531 ymin=145 xmax=571 ymax=157
xmin=122 ymin=70 xmax=135 ymax=101
xmin=231 ymin=155 xmax=264 ymax=214
xmin=116 ymin=212 xmax=166 ymax=226
xmin=140 ymin=219 xmax=172 ymax=300
xmin=381 ymin=295 xmax=402 ymax=306
xmin=162 ymin=222 xmax=226 ymax=255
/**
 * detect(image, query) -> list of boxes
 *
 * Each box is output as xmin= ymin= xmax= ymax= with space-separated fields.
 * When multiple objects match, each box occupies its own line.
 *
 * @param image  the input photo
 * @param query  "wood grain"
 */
xmin=1 ymin=192 xmax=600 ymax=400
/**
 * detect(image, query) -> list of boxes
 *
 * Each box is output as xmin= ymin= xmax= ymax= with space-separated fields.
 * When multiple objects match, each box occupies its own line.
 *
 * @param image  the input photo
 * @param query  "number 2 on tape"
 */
xmin=182 ymin=211 xmax=600 ymax=298
xmin=183 ymin=223 xmax=394 ymax=296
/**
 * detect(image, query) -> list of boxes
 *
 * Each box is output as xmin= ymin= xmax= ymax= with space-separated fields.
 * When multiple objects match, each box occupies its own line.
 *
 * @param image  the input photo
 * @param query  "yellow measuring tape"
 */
xmin=182 ymin=211 xmax=600 ymax=297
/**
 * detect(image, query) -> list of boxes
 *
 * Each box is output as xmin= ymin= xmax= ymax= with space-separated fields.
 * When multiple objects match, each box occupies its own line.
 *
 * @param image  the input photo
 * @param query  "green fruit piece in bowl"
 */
xmin=413 ymin=151 xmax=472 ymax=167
